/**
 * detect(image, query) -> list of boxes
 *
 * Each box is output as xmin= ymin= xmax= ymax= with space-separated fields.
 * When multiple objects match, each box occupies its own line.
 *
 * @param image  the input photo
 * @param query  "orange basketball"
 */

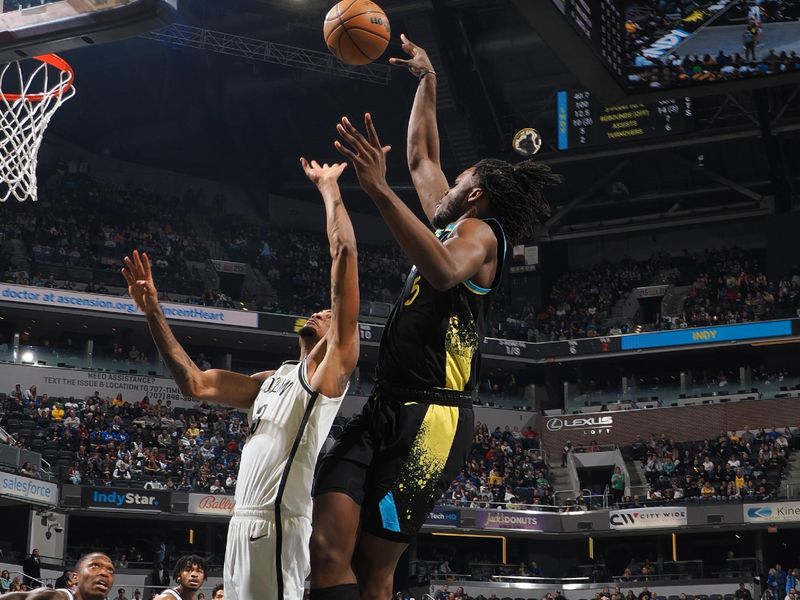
xmin=323 ymin=0 xmax=391 ymax=66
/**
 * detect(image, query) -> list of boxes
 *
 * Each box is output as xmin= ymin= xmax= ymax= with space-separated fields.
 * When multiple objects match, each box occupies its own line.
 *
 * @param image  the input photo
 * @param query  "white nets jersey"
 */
xmin=235 ymin=359 xmax=347 ymax=519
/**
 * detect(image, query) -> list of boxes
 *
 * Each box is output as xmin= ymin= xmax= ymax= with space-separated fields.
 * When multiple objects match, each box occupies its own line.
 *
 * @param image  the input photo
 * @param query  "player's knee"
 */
xmin=310 ymin=528 xmax=348 ymax=572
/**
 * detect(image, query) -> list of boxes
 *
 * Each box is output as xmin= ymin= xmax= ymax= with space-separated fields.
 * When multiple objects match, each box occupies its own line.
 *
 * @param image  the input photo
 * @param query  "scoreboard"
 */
xmin=552 ymin=0 xmax=625 ymax=77
xmin=557 ymin=90 xmax=693 ymax=151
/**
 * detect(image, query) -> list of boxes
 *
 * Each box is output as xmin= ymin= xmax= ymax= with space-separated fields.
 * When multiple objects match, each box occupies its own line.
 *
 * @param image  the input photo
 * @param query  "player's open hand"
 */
xmin=300 ymin=158 xmax=347 ymax=187
xmin=389 ymin=34 xmax=435 ymax=78
xmin=121 ymin=250 xmax=159 ymax=315
xmin=335 ymin=113 xmax=391 ymax=198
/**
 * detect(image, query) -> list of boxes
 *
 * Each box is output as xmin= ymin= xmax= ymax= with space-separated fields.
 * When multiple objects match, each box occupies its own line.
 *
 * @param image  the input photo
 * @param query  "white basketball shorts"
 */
xmin=223 ymin=509 xmax=311 ymax=600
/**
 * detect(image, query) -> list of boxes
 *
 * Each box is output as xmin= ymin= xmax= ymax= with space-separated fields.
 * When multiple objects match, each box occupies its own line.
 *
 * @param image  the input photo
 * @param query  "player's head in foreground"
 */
xmin=173 ymin=555 xmax=207 ymax=591
xmin=74 ymin=552 xmax=115 ymax=600
xmin=432 ymin=158 xmax=562 ymax=245
xmin=298 ymin=309 xmax=333 ymax=353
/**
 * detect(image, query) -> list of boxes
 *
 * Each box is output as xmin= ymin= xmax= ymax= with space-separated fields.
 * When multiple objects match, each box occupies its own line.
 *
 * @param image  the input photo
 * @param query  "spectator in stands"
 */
xmin=49 ymin=400 xmax=65 ymax=421
xmin=151 ymin=562 xmax=170 ymax=589
xmin=54 ymin=570 xmax=72 ymax=589
xmin=610 ymin=466 xmax=625 ymax=505
xmin=736 ymin=583 xmax=754 ymax=600
xmin=22 ymin=548 xmax=41 ymax=588
xmin=0 ymin=571 xmax=11 ymax=593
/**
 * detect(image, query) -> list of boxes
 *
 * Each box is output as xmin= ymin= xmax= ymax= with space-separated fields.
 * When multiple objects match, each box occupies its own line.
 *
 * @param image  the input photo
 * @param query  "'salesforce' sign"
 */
xmin=0 ymin=472 xmax=58 ymax=506
xmin=82 ymin=487 xmax=170 ymax=512
xmin=609 ymin=506 xmax=687 ymax=529
xmin=744 ymin=502 xmax=800 ymax=523
xmin=546 ymin=415 xmax=613 ymax=434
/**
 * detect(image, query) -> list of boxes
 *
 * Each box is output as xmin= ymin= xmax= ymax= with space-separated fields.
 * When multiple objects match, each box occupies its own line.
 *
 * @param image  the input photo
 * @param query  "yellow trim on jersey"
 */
xmin=444 ymin=314 xmax=478 ymax=391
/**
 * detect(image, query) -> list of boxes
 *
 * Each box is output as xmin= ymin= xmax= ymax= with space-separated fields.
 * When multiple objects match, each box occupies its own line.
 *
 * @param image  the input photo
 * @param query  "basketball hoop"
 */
xmin=0 ymin=54 xmax=75 ymax=202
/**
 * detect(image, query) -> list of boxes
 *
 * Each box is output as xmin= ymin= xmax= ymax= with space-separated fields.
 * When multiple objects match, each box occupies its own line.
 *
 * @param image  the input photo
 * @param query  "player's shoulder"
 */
xmin=250 ymin=369 xmax=276 ymax=384
xmin=449 ymin=218 xmax=500 ymax=247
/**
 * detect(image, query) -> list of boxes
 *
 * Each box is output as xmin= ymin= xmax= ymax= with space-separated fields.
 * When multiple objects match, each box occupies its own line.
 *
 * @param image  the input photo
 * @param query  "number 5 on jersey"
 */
xmin=404 ymin=275 xmax=422 ymax=306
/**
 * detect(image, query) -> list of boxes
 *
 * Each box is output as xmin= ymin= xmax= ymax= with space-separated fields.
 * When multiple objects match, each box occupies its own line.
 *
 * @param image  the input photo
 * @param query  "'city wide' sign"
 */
xmin=609 ymin=506 xmax=687 ymax=529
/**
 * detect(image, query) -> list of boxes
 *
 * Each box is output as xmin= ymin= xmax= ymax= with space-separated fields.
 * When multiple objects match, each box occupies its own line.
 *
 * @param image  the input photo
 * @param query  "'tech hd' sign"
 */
xmin=82 ymin=487 xmax=170 ymax=512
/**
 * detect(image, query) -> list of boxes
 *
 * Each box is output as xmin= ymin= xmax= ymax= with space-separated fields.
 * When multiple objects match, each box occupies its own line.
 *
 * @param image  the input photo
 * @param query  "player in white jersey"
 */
xmin=154 ymin=555 xmax=206 ymax=600
xmin=122 ymin=158 xmax=360 ymax=600
xmin=0 ymin=553 xmax=114 ymax=600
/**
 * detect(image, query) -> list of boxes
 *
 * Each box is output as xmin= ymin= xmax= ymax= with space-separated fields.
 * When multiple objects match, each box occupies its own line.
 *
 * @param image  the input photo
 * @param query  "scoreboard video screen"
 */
xmin=557 ymin=89 xmax=693 ymax=151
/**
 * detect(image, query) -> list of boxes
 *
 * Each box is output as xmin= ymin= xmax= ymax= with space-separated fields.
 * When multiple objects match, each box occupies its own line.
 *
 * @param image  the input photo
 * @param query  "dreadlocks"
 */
xmin=474 ymin=158 xmax=561 ymax=246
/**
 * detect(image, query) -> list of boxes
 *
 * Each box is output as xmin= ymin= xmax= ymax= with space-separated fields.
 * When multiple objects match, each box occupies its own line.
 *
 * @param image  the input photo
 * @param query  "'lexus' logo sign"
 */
xmin=546 ymin=415 xmax=613 ymax=434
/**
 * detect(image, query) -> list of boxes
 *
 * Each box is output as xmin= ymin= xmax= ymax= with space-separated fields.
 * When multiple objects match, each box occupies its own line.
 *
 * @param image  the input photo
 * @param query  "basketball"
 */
xmin=323 ymin=0 xmax=391 ymax=66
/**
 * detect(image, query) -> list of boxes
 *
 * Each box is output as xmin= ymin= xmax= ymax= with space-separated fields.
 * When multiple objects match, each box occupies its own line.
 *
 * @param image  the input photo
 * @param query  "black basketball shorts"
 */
xmin=313 ymin=383 xmax=474 ymax=543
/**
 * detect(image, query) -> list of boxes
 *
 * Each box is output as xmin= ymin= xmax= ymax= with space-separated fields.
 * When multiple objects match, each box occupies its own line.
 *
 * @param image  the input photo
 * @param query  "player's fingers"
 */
xmin=133 ymin=249 xmax=145 ymax=277
xmin=337 ymin=121 xmax=369 ymax=156
xmin=311 ymin=160 xmax=322 ymax=169
xmin=388 ymin=58 xmax=410 ymax=68
xmin=365 ymin=113 xmax=382 ymax=148
xmin=142 ymin=252 xmax=152 ymax=279
xmin=382 ymin=145 xmax=392 ymax=155
xmin=121 ymin=268 xmax=134 ymax=287
xmin=334 ymin=140 xmax=359 ymax=164
xmin=124 ymin=254 xmax=140 ymax=278
xmin=400 ymin=33 xmax=418 ymax=51
xmin=299 ymin=157 xmax=309 ymax=171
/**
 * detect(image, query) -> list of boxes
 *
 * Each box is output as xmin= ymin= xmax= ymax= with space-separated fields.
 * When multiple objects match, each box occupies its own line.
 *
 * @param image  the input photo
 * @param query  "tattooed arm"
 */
xmin=299 ymin=159 xmax=360 ymax=398
xmin=122 ymin=251 xmax=267 ymax=408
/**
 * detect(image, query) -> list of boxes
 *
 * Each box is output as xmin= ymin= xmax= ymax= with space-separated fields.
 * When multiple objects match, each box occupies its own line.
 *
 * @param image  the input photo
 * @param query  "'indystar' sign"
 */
xmin=744 ymin=502 xmax=800 ymax=523
xmin=82 ymin=487 xmax=170 ymax=512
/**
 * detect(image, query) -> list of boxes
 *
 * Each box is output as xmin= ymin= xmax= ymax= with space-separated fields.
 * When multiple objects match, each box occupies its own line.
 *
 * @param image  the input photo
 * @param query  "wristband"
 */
xmin=419 ymin=69 xmax=437 ymax=80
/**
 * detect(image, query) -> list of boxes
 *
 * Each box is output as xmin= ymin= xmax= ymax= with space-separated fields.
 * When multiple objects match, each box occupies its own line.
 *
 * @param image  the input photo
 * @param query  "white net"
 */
xmin=0 ymin=54 xmax=75 ymax=202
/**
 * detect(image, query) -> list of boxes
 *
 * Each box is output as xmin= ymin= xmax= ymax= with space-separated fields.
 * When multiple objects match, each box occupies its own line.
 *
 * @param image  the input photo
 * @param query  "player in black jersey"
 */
xmin=310 ymin=35 xmax=560 ymax=600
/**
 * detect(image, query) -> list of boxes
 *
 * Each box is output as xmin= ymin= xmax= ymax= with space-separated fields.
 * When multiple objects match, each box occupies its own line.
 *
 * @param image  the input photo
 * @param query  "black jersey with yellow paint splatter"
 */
xmin=375 ymin=218 xmax=507 ymax=393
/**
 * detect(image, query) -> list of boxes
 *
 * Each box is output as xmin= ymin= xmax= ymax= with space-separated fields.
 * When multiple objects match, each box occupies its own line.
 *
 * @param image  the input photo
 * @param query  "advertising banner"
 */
xmin=743 ymin=502 xmax=800 ymax=523
xmin=0 ymin=284 xmax=258 ymax=328
xmin=0 ymin=363 xmax=191 ymax=405
xmin=0 ymin=472 xmax=58 ymax=506
xmin=609 ymin=506 xmax=687 ymax=529
xmin=473 ymin=509 xmax=545 ymax=531
xmin=621 ymin=320 xmax=793 ymax=350
xmin=188 ymin=493 xmax=235 ymax=516
xmin=424 ymin=508 xmax=460 ymax=527
xmin=82 ymin=487 xmax=170 ymax=512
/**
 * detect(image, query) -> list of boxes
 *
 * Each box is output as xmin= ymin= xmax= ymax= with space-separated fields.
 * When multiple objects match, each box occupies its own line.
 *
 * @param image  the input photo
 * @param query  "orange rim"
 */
xmin=0 ymin=54 xmax=74 ymax=102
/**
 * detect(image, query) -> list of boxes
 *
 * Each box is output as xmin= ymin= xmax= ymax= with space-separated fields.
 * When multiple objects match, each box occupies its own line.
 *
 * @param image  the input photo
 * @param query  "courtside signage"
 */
xmin=424 ymin=508 xmax=460 ymax=527
xmin=0 ymin=363 xmax=191 ymax=405
xmin=609 ymin=507 xmax=687 ymax=529
xmin=743 ymin=502 xmax=800 ymax=523
xmin=0 ymin=472 xmax=57 ymax=506
xmin=0 ymin=284 xmax=258 ymax=328
xmin=474 ymin=509 xmax=544 ymax=531
xmin=620 ymin=320 xmax=793 ymax=350
xmin=82 ymin=487 xmax=170 ymax=512
xmin=188 ymin=493 xmax=235 ymax=516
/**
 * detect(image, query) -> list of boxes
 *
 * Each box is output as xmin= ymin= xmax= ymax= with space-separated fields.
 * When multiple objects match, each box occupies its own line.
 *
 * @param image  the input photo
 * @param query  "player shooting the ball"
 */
xmin=309 ymin=34 xmax=561 ymax=600
xmin=123 ymin=157 xmax=361 ymax=600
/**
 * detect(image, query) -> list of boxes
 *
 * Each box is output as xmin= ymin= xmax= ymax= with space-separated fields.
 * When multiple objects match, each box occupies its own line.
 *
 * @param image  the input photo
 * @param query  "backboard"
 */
xmin=0 ymin=0 xmax=177 ymax=63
